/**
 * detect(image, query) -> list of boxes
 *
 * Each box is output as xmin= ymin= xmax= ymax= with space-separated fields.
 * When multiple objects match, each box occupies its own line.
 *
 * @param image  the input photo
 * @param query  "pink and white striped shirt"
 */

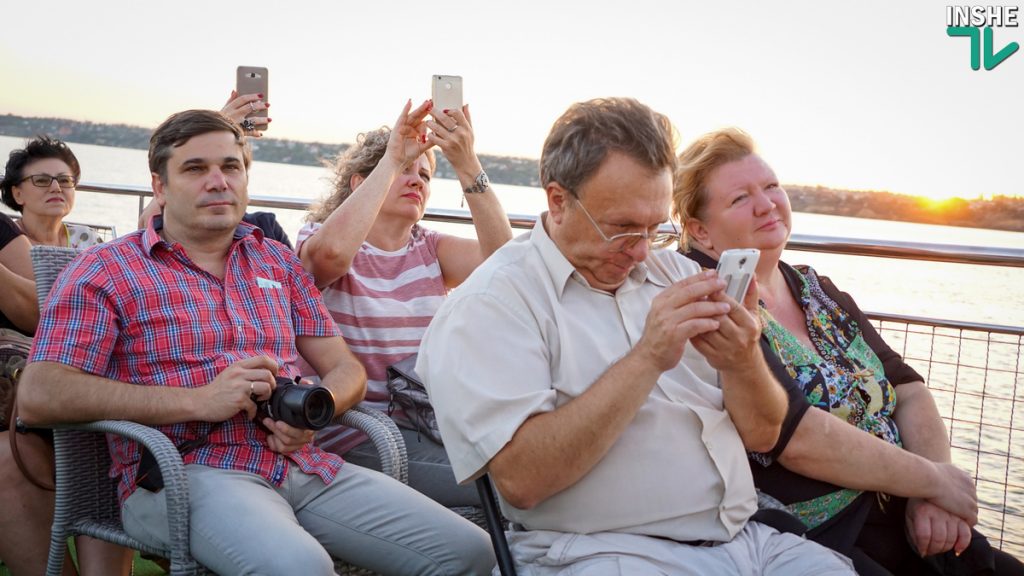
xmin=296 ymin=222 xmax=448 ymax=454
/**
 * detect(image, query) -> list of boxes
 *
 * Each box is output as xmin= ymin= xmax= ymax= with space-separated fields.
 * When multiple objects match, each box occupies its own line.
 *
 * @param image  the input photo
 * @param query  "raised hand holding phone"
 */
xmin=235 ymin=66 xmax=269 ymax=132
xmin=431 ymin=75 xmax=463 ymax=113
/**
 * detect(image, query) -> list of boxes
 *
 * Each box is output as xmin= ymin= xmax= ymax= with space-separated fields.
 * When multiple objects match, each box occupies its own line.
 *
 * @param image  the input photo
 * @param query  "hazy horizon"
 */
xmin=2 ymin=0 xmax=1021 ymax=200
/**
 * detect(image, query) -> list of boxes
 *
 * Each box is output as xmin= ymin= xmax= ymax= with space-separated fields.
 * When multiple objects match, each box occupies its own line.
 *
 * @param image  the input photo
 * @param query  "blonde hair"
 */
xmin=673 ymin=127 xmax=755 ymax=248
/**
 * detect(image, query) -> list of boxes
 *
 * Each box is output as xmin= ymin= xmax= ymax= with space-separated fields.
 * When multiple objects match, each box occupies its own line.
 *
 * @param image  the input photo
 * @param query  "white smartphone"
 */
xmin=716 ymin=249 xmax=760 ymax=301
xmin=236 ymin=66 xmax=269 ymax=124
xmin=431 ymin=75 xmax=463 ymax=112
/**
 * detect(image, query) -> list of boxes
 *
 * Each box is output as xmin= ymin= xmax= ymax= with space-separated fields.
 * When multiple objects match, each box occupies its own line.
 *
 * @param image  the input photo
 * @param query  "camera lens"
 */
xmin=264 ymin=378 xmax=336 ymax=430
xmin=301 ymin=387 xmax=336 ymax=430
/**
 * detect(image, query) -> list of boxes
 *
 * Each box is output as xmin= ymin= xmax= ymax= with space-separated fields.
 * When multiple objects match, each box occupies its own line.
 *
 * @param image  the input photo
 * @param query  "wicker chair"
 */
xmin=30 ymin=245 xmax=407 ymax=576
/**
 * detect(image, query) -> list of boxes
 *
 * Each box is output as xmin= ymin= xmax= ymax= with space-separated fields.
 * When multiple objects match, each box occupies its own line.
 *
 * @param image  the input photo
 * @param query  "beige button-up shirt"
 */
xmin=418 ymin=218 xmax=757 ymax=542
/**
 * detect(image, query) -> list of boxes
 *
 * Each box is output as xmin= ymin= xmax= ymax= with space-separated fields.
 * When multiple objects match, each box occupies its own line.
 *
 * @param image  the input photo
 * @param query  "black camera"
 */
xmin=254 ymin=376 xmax=336 ymax=430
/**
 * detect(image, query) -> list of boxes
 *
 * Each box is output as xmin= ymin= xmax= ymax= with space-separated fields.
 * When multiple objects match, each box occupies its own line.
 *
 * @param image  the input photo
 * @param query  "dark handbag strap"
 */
xmin=10 ymin=385 xmax=56 ymax=491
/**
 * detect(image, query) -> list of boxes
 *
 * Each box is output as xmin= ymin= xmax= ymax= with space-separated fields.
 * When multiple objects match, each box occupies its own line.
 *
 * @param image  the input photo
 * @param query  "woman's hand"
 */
xmin=905 ymin=497 xmax=973 ymax=557
xmin=220 ymin=90 xmax=270 ymax=137
xmin=427 ymin=105 xmax=481 ymax=177
xmin=384 ymin=100 xmax=432 ymax=170
xmin=926 ymin=462 xmax=979 ymax=526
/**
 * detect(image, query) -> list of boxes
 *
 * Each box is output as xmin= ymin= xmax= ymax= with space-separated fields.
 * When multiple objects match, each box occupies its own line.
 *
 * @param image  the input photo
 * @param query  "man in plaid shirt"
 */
xmin=18 ymin=109 xmax=493 ymax=575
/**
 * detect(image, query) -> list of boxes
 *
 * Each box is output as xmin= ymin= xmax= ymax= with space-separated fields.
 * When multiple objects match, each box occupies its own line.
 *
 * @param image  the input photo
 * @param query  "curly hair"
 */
xmin=1 ymin=136 xmax=81 ymax=212
xmin=673 ymin=128 xmax=756 ymax=249
xmin=307 ymin=127 xmax=436 ymax=224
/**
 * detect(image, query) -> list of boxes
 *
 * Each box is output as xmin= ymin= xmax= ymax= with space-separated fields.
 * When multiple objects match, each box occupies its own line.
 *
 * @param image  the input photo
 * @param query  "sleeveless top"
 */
xmin=296 ymin=222 xmax=448 ymax=454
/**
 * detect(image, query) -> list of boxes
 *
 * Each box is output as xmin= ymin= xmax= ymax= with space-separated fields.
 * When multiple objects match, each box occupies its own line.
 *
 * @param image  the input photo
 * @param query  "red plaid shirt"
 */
xmin=31 ymin=217 xmax=343 ymax=503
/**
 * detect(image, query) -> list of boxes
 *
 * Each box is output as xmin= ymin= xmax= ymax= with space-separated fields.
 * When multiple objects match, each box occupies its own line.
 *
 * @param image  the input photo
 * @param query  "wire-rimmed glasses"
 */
xmin=574 ymin=199 xmax=680 ymax=252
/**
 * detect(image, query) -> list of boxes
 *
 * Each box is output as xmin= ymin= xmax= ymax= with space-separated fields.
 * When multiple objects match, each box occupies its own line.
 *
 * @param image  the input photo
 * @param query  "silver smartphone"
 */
xmin=236 ymin=66 xmax=269 ymax=124
xmin=431 ymin=75 xmax=463 ymax=112
xmin=716 ymin=249 xmax=760 ymax=301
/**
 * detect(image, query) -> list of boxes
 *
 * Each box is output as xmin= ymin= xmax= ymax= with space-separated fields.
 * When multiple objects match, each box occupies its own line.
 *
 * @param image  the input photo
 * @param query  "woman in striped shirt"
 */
xmin=297 ymin=99 xmax=512 ymax=506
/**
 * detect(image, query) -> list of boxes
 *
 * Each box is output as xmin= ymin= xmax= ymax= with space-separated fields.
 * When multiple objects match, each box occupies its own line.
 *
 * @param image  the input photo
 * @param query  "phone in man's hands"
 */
xmin=716 ymin=249 xmax=760 ymax=301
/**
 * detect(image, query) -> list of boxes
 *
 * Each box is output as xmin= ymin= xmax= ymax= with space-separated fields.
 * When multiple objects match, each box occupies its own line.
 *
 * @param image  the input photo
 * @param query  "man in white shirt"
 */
xmin=417 ymin=97 xmax=855 ymax=574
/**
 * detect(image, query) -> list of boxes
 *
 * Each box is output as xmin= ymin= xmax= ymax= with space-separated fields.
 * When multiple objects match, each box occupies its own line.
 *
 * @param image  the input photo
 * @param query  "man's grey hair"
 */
xmin=540 ymin=97 xmax=677 ymax=198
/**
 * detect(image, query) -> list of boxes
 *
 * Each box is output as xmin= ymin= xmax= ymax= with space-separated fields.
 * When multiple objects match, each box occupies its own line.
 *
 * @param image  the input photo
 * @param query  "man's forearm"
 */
xmin=17 ymin=361 xmax=197 ymax=426
xmin=320 ymin=356 xmax=366 ymax=414
xmin=489 ymin=349 xmax=663 ymax=510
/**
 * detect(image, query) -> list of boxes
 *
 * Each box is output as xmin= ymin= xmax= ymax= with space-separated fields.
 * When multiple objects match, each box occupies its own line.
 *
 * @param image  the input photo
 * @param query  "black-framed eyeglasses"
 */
xmin=574 ymin=199 xmax=680 ymax=252
xmin=19 ymin=174 xmax=77 ymax=189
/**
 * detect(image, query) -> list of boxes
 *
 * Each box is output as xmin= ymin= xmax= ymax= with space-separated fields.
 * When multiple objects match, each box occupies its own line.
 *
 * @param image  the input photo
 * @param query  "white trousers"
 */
xmin=504 ymin=521 xmax=855 ymax=575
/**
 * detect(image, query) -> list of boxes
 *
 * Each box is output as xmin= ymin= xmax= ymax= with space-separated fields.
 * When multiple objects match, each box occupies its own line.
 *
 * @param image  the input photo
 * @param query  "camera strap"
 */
xmin=134 ymin=421 xmax=224 ymax=493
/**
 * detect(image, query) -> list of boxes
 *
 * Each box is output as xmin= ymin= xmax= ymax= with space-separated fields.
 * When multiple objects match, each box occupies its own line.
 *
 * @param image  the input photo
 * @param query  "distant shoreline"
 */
xmin=2 ymin=114 xmax=1021 ymax=233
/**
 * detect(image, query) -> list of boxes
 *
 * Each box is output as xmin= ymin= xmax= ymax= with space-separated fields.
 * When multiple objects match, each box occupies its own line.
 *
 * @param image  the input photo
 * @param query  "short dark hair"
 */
xmin=149 ymin=110 xmax=250 ymax=182
xmin=1 ymin=136 xmax=81 ymax=212
xmin=540 ymin=97 xmax=677 ymax=198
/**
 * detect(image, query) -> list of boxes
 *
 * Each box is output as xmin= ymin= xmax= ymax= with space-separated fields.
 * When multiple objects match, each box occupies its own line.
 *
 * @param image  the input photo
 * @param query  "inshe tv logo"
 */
xmin=947 ymin=5 xmax=1020 ymax=70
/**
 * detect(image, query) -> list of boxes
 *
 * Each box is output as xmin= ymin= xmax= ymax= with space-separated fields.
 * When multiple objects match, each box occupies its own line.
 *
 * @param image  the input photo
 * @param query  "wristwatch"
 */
xmin=463 ymin=171 xmax=490 ymax=194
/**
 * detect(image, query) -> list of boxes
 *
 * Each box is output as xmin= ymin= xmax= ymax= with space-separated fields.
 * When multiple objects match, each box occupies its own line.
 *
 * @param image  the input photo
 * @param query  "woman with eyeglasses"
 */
xmin=673 ymin=127 xmax=1023 ymax=576
xmin=0 ymin=136 xmax=131 ymax=575
xmin=297 ymin=100 xmax=513 ymax=508
xmin=1 ymin=136 xmax=103 ymax=250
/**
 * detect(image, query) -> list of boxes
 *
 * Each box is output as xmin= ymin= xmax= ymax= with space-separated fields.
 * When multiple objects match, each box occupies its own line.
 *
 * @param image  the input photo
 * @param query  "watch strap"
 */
xmin=463 ymin=171 xmax=490 ymax=194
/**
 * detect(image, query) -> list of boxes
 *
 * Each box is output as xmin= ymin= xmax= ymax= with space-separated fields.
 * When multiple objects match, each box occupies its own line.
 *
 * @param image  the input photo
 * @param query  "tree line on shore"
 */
xmin=1 ymin=114 xmax=1021 ymax=233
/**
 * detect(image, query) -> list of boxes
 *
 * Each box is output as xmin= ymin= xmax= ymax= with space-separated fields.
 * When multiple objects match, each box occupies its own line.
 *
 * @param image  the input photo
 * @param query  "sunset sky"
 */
xmin=2 ymin=0 xmax=1021 ymax=200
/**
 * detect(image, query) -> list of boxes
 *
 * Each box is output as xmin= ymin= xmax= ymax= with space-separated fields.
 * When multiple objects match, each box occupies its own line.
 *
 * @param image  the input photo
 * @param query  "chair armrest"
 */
xmin=58 ymin=420 xmax=193 ymax=567
xmin=338 ymin=404 xmax=408 ymax=484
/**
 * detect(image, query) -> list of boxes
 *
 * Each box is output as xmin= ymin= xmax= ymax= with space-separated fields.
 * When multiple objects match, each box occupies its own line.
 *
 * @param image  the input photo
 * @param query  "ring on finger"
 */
xmin=249 ymin=381 xmax=255 ymax=395
xmin=241 ymin=118 xmax=256 ymax=131
xmin=248 ymin=101 xmax=256 ymax=112
xmin=448 ymin=123 xmax=459 ymax=132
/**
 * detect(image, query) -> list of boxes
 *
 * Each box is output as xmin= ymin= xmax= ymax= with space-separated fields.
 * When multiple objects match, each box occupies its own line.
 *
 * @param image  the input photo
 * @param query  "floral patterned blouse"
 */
xmin=682 ymin=249 xmax=923 ymax=540
xmin=758 ymin=265 xmax=902 ymax=528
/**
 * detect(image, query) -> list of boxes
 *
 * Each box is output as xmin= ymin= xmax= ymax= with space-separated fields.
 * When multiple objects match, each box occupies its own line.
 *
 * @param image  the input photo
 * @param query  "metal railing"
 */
xmin=75 ymin=181 xmax=1024 ymax=269
xmin=73 ymin=181 xmax=1024 ymax=556
xmin=871 ymin=316 xmax=1024 ymax=556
